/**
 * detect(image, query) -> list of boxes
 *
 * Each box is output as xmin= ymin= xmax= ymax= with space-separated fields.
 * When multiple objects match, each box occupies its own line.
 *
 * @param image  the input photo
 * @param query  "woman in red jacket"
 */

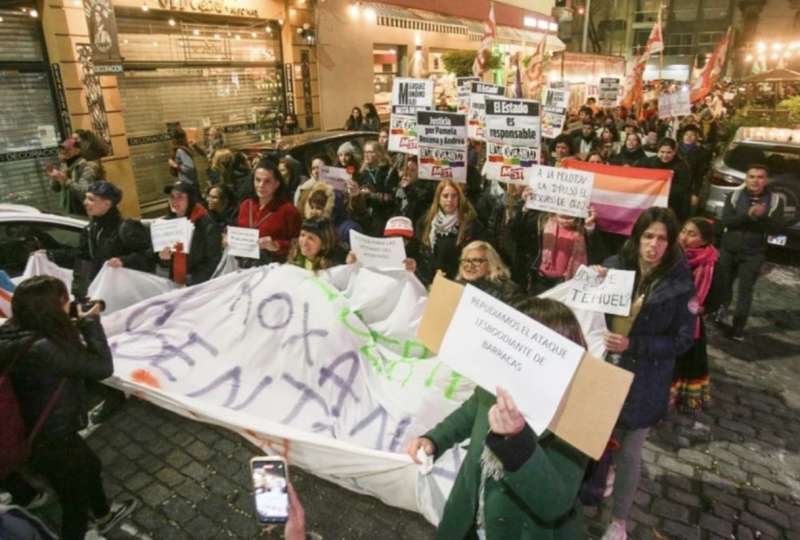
xmin=237 ymin=159 xmax=302 ymax=266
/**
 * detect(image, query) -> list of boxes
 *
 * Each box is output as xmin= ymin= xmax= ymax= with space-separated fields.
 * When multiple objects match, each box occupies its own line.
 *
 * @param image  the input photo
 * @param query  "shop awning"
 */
xmin=366 ymin=2 xmax=564 ymax=51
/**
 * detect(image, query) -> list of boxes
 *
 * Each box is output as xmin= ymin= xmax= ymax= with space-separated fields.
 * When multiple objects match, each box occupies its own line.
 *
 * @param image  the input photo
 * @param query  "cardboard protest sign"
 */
xmin=417 ymin=273 xmax=634 ymax=459
xmin=482 ymin=97 xmax=541 ymax=184
xmin=541 ymin=106 xmax=567 ymax=139
xmin=599 ymin=77 xmax=620 ymax=107
xmin=564 ymin=265 xmax=636 ymax=316
xmin=349 ymin=230 xmax=406 ymax=269
xmin=544 ymin=83 xmax=570 ymax=109
xmin=456 ymin=76 xmax=479 ymax=114
xmin=658 ymin=93 xmax=672 ymax=119
xmin=526 ymin=164 xmax=595 ymax=218
xmin=671 ymin=89 xmax=691 ymax=117
xmin=467 ymin=82 xmax=505 ymax=141
xmin=389 ymin=78 xmax=434 ymax=155
xmin=437 ymin=284 xmax=585 ymax=435
xmin=226 ymin=226 xmax=260 ymax=259
xmin=319 ymin=165 xmax=351 ymax=191
xmin=416 ymin=111 xmax=467 ymax=183
xmin=150 ymin=217 xmax=193 ymax=253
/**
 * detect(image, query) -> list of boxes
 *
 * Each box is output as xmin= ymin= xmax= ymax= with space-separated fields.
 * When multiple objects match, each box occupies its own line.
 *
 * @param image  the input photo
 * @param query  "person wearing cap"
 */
xmin=236 ymin=159 xmax=301 ymax=266
xmin=48 ymin=135 xmax=105 ymax=216
xmin=287 ymin=218 xmax=345 ymax=273
xmin=48 ymin=181 xmax=152 ymax=299
xmin=157 ymin=181 xmax=222 ymax=285
xmin=677 ymin=124 xmax=710 ymax=213
xmin=345 ymin=216 xmax=419 ymax=273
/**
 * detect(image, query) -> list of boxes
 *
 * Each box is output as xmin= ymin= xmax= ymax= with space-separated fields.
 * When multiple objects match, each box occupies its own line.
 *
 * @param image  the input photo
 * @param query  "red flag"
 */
xmin=526 ymin=37 xmax=546 ymax=100
xmin=690 ymin=28 xmax=731 ymax=103
xmin=621 ymin=49 xmax=646 ymax=110
xmin=644 ymin=10 xmax=663 ymax=57
xmin=472 ymin=3 xmax=496 ymax=77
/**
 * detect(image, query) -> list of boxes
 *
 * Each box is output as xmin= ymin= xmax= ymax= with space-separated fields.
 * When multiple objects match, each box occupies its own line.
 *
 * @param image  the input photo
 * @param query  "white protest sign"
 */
xmin=319 ymin=165 xmax=351 ymax=191
xmin=150 ymin=217 xmax=193 ymax=253
xmin=658 ymin=94 xmax=673 ymax=119
xmin=526 ymin=164 xmax=595 ymax=218
xmin=349 ymin=229 xmax=406 ymax=269
xmin=437 ymin=284 xmax=584 ymax=435
xmin=564 ymin=265 xmax=636 ymax=317
xmin=483 ymin=97 xmax=540 ymax=185
xmin=599 ymin=77 xmax=620 ymax=108
xmin=389 ymin=78 xmax=434 ymax=155
xmin=671 ymin=89 xmax=691 ymax=117
xmin=545 ymin=84 xmax=570 ymax=109
xmin=467 ymin=82 xmax=505 ymax=141
xmin=541 ymin=106 xmax=566 ymax=139
xmin=226 ymin=226 xmax=260 ymax=259
xmin=456 ymin=76 xmax=479 ymax=114
xmin=416 ymin=110 xmax=467 ymax=183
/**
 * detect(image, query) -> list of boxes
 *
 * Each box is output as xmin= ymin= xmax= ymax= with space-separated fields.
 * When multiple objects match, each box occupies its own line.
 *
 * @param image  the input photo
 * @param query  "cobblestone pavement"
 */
xmin=26 ymin=257 xmax=800 ymax=539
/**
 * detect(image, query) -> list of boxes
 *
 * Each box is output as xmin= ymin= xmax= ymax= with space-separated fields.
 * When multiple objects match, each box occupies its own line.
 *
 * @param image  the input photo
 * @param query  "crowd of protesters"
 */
xmin=1 ymin=86 xmax=787 ymax=540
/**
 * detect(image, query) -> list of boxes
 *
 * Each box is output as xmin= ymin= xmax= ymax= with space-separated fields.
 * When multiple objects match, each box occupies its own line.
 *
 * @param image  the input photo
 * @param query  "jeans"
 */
xmin=30 ymin=433 xmax=110 ymax=540
xmin=611 ymin=427 xmax=650 ymax=521
xmin=718 ymin=249 xmax=765 ymax=330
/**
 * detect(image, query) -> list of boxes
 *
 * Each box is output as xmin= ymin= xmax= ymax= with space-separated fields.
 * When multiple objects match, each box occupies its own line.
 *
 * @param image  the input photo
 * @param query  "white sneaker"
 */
xmin=601 ymin=520 xmax=627 ymax=540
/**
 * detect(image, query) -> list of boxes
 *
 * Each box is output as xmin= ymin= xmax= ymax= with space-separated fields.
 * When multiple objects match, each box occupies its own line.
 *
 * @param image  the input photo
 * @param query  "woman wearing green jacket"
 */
xmin=406 ymin=298 xmax=589 ymax=540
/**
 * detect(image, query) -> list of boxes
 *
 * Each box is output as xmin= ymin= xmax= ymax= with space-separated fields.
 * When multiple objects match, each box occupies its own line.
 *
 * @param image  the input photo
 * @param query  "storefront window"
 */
xmin=0 ymin=7 xmax=63 ymax=212
xmin=116 ymin=16 xmax=284 ymax=207
xmin=373 ymin=45 xmax=403 ymax=117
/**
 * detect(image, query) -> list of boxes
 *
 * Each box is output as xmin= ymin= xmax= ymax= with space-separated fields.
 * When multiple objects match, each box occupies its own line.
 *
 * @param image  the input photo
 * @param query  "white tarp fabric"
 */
xmin=88 ymin=265 xmax=177 ymax=314
xmin=21 ymin=252 xmax=73 ymax=294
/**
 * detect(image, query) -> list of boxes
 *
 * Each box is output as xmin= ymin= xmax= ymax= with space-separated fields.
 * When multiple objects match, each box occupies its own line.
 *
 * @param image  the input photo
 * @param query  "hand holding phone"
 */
xmin=250 ymin=456 xmax=289 ymax=524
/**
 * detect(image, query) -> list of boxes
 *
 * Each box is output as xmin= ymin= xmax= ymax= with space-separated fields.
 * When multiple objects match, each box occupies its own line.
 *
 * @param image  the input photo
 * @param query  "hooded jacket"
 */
xmin=299 ymin=181 xmax=335 ymax=220
xmin=0 ymin=318 xmax=113 ymax=444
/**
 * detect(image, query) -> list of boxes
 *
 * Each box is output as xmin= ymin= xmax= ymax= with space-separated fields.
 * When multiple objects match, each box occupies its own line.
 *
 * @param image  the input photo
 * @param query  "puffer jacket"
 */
xmin=603 ymin=255 xmax=696 ymax=430
xmin=0 ymin=318 xmax=113 ymax=444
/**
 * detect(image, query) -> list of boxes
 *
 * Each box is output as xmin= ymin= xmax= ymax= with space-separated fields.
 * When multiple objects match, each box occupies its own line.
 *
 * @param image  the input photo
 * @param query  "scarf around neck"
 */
xmin=539 ymin=215 xmax=587 ymax=279
xmin=685 ymin=244 xmax=718 ymax=339
xmin=429 ymin=210 xmax=459 ymax=250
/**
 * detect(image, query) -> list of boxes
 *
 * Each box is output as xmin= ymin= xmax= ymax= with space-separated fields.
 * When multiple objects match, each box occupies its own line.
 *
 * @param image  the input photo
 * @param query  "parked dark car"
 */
xmin=704 ymin=127 xmax=800 ymax=249
xmin=236 ymin=130 xmax=380 ymax=174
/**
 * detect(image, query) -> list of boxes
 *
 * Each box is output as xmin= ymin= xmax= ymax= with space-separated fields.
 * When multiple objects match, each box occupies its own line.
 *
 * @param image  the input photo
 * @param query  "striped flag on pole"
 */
xmin=526 ymin=37 xmax=546 ymax=100
xmin=563 ymin=159 xmax=673 ymax=236
xmin=472 ymin=3 xmax=496 ymax=77
xmin=690 ymin=28 xmax=732 ymax=103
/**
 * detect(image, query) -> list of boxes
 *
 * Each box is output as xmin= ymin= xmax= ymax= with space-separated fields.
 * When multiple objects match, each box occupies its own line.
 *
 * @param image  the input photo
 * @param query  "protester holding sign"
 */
xmin=158 ymin=181 xmax=222 ymax=285
xmin=455 ymin=241 xmax=520 ymax=304
xmin=671 ymin=218 xmax=725 ymax=412
xmin=406 ymin=298 xmax=589 ymax=540
xmin=236 ymin=160 xmax=302 ymax=267
xmin=636 ymin=138 xmax=693 ymax=222
xmin=287 ymin=219 xmax=345 ymax=273
xmin=416 ymin=180 xmax=484 ymax=286
xmin=597 ymin=208 xmax=695 ymax=540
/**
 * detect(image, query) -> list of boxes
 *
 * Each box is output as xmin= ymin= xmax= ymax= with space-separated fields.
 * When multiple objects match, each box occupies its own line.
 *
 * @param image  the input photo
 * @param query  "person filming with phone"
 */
xmin=0 ymin=276 xmax=137 ymax=540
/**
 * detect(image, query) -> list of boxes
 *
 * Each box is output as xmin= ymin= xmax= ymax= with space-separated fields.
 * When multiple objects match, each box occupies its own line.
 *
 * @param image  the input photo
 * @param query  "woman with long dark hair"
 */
xmin=0 ymin=276 xmax=136 ymax=540
xmin=168 ymin=127 xmax=198 ymax=186
xmin=636 ymin=138 xmax=693 ymax=222
xmin=344 ymin=107 xmax=364 ymax=131
xmin=362 ymin=103 xmax=381 ymax=131
xmin=598 ymin=207 xmax=695 ymax=540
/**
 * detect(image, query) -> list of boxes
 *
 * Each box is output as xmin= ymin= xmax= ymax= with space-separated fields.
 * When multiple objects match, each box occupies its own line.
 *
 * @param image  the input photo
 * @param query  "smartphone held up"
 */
xmin=250 ymin=456 xmax=289 ymax=524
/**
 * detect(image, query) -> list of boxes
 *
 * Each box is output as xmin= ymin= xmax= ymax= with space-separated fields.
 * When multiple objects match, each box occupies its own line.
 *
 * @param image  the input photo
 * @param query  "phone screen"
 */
xmin=251 ymin=459 xmax=288 ymax=523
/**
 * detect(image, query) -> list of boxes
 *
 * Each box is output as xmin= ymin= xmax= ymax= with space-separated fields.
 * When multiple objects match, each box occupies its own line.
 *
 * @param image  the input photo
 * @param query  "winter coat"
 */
xmin=156 ymin=209 xmax=222 ymax=285
xmin=355 ymin=165 xmax=398 ymax=235
xmin=281 ymin=155 xmax=307 ymax=200
xmin=636 ymin=156 xmax=693 ymax=222
xmin=363 ymin=114 xmax=381 ymax=132
xmin=0 ymin=318 xmax=113 ymax=444
xmin=50 ymin=207 xmax=153 ymax=299
xmin=237 ymin=196 xmax=302 ymax=264
xmin=50 ymin=157 xmax=103 ymax=215
xmin=415 ymin=217 xmax=484 ymax=287
xmin=332 ymin=190 xmax=362 ymax=249
xmin=173 ymin=147 xmax=197 ymax=186
xmin=461 ymin=277 xmax=522 ymax=305
xmin=298 ymin=181 xmax=336 ymax=221
xmin=609 ymin=146 xmax=646 ymax=167
xmin=603 ymin=255 xmax=696 ymax=429
xmin=677 ymin=143 xmax=710 ymax=197
xmin=720 ymin=187 xmax=785 ymax=256
xmin=425 ymin=387 xmax=587 ymax=540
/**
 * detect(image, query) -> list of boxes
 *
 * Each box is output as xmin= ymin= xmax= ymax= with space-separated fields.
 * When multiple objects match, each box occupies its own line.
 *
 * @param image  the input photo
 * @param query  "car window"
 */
xmin=724 ymin=144 xmax=800 ymax=176
xmin=0 ymin=221 xmax=81 ymax=277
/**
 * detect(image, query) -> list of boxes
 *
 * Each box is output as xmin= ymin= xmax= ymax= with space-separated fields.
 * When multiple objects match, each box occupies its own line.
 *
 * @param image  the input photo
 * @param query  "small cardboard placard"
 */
xmin=150 ymin=218 xmax=193 ymax=254
xmin=564 ymin=265 xmax=636 ymax=317
xmin=417 ymin=272 xmax=633 ymax=459
xmin=349 ymin=230 xmax=406 ymax=269
xmin=319 ymin=165 xmax=351 ymax=191
xmin=526 ymin=165 xmax=595 ymax=218
xmin=226 ymin=226 xmax=260 ymax=259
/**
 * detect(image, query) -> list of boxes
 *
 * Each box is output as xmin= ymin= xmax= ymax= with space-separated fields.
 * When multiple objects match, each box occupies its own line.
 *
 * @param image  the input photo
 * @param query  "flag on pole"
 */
xmin=513 ymin=53 xmax=523 ymax=98
xmin=644 ymin=9 xmax=664 ymax=57
xmin=526 ymin=37 xmax=546 ymax=100
xmin=472 ymin=3 xmax=496 ymax=77
xmin=690 ymin=28 xmax=731 ymax=103
xmin=621 ymin=48 xmax=646 ymax=110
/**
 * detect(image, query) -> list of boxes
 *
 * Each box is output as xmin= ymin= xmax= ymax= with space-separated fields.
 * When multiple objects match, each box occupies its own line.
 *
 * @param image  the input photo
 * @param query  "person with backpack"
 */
xmin=0 ymin=276 xmax=137 ymax=540
xmin=716 ymin=164 xmax=785 ymax=341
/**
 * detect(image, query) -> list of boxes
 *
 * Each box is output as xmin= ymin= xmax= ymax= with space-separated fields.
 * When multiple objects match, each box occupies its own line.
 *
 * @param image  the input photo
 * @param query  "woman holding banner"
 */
xmin=415 ymin=180 xmax=483 ymax=286
xmin=598 ymin=207 xmax=695 ymax=540
xmin=287 ymin=219 xmax=344 ymax=273
xmin=406 ymin=298 xmax=589 ymax=540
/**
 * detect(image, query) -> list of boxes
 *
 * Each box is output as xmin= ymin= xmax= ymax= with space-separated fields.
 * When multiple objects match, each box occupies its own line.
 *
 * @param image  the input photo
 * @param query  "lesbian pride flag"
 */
xmin=563 ymin=158 xmax=672 ymax=236
xmin=0 ymin=270 xmax=14 ymax=318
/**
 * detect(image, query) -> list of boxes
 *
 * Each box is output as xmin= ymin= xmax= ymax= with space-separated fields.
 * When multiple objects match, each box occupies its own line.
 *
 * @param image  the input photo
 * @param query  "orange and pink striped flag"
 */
xmin=563 ymin=158 xmax=673 ymax=236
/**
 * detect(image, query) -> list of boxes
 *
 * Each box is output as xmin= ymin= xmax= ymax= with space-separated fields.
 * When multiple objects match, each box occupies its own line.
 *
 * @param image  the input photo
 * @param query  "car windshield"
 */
xmin=723 ymin=144 xmax=800 ymax=177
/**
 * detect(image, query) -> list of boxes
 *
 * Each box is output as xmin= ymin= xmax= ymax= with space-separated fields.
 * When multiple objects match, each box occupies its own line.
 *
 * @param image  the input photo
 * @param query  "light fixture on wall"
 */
xmin=348 ymin=3 xmax=360 ymax=18
xmin=193 ymin=28 xmax=200 ymax=36
xmin=29 ymin=8 xmax=38 ymax=17
xmin=364 ymin=7 xmax=376 ymax=23
xmin=278 ymin=18 xmax=284 ymax=26
xmin=140 ymin=4 xmax=149 ymax=12
xmin=251 ymin=31 xmax=257 ymax=37
xmin=168 ymin=18 xmax=176 ymax=26
xmin=235 ymin=34 xmax=241 ymax=40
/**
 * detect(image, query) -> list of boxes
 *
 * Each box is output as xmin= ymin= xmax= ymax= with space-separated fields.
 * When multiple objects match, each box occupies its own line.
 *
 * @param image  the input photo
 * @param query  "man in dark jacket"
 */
xmin=47 ymin=137 xmax=102 ymax=216
xmin=717 ymin=164 xmax=785 ymax=341
xmin=677 ymin=124 xmax=710 ymax=214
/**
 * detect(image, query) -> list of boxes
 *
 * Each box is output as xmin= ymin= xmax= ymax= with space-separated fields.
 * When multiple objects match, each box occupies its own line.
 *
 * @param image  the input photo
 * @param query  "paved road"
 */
xmin=25 ymin=259 xmax=800 ymax=539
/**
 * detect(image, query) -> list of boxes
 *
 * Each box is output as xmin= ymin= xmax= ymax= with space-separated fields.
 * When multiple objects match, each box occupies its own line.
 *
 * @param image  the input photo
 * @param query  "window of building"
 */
xmin=665 ymin=33 xmax=694 ymax=56
xmin=634 ymin=0 xmax=660 ymax=23
xmin=698 ymin=31 xmax=725 ymax=54
xmin=671 ymin=0 xmax=698 ymax=21
xmin=701 ymin=0 xmax=729 ymax=20
xmin=632 ymin=29 xmax=651 ymax=55
xmin=373 ymin=45 xmax=404 ymax=118
xmin=0 ymin=6 xmax=65 ymax=212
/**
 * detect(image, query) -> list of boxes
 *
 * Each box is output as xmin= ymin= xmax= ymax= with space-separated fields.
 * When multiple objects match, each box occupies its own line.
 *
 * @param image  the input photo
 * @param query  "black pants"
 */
xmin=30 ymin=434 xmax=110 ymax=540
xmin=0 ymin=472 xmax=38 ymax=505
xmin=718 ymin=249 xmax=765 ymax=330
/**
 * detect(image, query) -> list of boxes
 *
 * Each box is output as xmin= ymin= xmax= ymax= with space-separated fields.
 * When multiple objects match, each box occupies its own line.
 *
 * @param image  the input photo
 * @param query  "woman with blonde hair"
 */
xmin=456 ymin=240 xmax=520 ymax=304
xmin=416 ymin=179 xmax=484 ymax=286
